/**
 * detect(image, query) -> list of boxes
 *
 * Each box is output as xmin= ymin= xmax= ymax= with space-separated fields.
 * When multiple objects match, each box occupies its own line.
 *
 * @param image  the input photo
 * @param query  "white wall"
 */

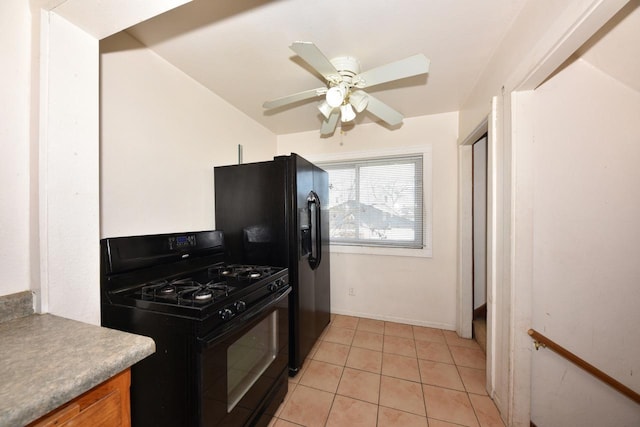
xmin=1 ymin=0 xmax=196 ymax=322
xmin=100 ymin=32 xmax=276 ymax=238
xmin=531 ymin=58 xmax=640 ymax=426
xmin=278 ymin=113 xmax=459 ymax=329
xmin=0 ymin=0 xmax=32 ymax=297
xmin=40 ymin=12 xmax=102 ymax=324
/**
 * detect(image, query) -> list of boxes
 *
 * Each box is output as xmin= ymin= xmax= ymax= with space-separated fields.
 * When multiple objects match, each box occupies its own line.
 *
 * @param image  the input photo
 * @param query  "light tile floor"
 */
xmin=269 ymin=314 xmax=505 ymax=427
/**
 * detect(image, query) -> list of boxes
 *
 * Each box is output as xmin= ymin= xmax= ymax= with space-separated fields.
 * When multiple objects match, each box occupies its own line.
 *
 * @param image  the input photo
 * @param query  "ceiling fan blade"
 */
xmin=356 ymin=54 xmax=430 ymax=89
xmin=263 ymin=87 xmax=327 ymax=110
xmin=365 ymin=94 xmax=404 ymax=126
xmin=320 ymin=110 xmax=340 ymax=136
xmin=290 ymin=41 xmax=340 ymax=82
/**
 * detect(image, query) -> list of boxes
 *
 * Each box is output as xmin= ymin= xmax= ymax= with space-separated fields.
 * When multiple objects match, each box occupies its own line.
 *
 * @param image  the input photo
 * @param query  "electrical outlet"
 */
xmin=348 ymin=288 xmax=355 ymax=296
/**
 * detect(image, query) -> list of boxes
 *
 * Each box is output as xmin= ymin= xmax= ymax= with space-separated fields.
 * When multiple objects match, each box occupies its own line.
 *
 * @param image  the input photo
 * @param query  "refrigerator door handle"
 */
xmin=307 ymin=191 xmax=322 ymax=270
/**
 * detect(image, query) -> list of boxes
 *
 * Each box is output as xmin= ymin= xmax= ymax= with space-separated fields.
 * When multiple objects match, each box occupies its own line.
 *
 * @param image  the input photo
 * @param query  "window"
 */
xmin=319 ymin=153 xmax=425 ymax=249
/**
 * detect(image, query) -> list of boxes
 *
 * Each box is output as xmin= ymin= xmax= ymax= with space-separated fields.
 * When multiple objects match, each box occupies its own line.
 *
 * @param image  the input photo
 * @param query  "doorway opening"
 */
xmin=472 ymin=134 xmax=488 ymax=353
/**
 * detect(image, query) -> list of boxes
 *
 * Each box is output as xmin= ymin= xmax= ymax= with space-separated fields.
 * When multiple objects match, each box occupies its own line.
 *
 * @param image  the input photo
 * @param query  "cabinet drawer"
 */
xmin=29 ymin=403 xmax=80 ymax=427
xmin=63 ymin=388 xmax=121 ymax=426
xmin=28 ymin=369 xmax=130 ymax=427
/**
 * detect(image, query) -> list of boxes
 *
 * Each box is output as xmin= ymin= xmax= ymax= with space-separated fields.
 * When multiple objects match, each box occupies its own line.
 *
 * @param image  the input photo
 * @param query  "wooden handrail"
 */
xmin=528 ymin=329 xmax=640 ymax=405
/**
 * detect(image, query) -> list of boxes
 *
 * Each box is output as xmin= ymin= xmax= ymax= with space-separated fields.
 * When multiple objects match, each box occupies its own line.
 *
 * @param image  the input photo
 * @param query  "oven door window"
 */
xmin=227 ymin=310 xmax=278 ymax=412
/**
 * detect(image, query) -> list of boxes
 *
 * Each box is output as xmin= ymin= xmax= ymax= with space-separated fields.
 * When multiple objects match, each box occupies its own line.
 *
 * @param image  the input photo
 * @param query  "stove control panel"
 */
xmin=268 ymin=276 xmax=288 ymax=293
xmin=234 ymin=301 xmax=246 ymax=313
xmin=219 ymin=308 xmax=233 ymax=321
xmin=217 ymin=274 xmax=289 ymax=322
xmin=169 ymin=234 xmax=196 ymax=249
xmin=271 ymin=276 xmax=288 ymax=291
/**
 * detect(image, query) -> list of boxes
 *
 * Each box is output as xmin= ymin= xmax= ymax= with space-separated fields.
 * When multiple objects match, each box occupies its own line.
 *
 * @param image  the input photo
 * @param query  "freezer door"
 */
xmin=312 ymin=162 xmax=331 ymax=341
xmin=289 ymin=154 xmax=331 ymax=373
xmin=214 ymin=161 xmax=287 ymax=267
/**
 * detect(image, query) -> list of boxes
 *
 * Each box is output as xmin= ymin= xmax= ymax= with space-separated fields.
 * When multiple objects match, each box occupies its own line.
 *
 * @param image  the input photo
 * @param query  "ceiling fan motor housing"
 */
xmin=329 ymin=56 xmax=361 ymax=83
xmin=324 ymin=56 xmax=362 ymax=109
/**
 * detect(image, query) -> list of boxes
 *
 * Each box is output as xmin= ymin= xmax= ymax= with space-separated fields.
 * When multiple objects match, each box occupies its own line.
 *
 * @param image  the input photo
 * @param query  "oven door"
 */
xmin=197 ymin=286 xmax=290 ymax=427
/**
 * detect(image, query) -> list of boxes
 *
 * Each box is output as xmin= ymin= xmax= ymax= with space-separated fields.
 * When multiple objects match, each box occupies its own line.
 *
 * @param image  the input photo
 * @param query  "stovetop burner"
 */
xmin=140 ymin=277 xmax=234 ymax=306
xmin=209 ymin=265 xmax=276 ymax=281
xmin=126 ymin=263 xmax=286 ymax=311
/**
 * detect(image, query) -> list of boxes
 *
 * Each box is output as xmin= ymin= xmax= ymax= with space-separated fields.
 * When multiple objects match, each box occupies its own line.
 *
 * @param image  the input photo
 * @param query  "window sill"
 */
xmin=329 ymin=244 xmax=432 ymax=258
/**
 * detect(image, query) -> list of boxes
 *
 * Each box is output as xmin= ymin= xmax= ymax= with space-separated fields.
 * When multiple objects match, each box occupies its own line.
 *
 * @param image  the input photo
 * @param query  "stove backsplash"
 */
xmin=0 ymin=291 xmax=34 ymax=323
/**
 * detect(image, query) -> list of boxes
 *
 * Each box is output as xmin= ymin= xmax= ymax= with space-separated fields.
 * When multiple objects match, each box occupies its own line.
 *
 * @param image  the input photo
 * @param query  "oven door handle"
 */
xmin=198 ymin=286 xmax=291 ymax=350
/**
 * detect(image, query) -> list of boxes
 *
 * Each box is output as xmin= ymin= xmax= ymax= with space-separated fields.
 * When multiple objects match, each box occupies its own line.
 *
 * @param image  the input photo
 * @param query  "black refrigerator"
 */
xmin=214 ymin=153 xmax=330 ymax=375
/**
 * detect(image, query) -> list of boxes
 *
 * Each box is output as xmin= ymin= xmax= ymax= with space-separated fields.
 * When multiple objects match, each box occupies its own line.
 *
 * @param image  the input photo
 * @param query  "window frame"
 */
xmin=310 ymin=145 xmax=432 ymax=258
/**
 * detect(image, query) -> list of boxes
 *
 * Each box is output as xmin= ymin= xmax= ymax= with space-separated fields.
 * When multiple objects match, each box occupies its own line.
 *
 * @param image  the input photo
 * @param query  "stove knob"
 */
xmin=219 ymin=308 xmax=233 ymax=321
xmin=268 ymin=283 xmax=278 ymax=292
xmin=234 ymin=300 xmax=246 ymax=313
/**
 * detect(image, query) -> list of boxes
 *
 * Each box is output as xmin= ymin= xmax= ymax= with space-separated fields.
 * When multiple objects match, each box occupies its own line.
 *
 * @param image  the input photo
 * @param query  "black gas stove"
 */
xmin=100 ymin=230 xmax=290 ymax=427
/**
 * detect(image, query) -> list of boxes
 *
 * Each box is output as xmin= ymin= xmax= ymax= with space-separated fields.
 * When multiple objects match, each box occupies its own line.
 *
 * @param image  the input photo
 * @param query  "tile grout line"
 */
xmin=325 ymin=315 xmax=353 ymax=427
xmin=449 ymin=338 xmax=483 ymax=427
xmin=413 ymin=332 xmax=430 ymax=422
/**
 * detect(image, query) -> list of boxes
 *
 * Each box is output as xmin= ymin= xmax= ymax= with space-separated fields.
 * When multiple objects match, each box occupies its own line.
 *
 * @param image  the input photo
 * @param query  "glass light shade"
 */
xmin=318 ymin=101 xmax=334 ymax=119
xmin=340 ymin=104 xmax=356 ymax=122
xmin=349 ymin=90 xmax=369 ymax=113
xmin=326 ymin=86 xmax=345 ymax=108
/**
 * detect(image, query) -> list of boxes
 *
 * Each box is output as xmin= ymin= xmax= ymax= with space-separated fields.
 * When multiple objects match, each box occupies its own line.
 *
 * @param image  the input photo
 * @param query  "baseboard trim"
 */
xmin=330 ymin=308 xmax=456 ymax=331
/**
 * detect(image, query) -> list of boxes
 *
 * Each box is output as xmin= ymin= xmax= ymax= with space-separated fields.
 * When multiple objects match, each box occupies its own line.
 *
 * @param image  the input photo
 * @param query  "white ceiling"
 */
xmin=124 ymin=0 xmax=527 ymax=135
xmin=124 ymin=0 xmax=639 ymax=136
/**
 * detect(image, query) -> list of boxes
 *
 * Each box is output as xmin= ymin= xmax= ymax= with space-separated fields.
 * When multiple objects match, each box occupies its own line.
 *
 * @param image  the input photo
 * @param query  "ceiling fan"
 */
xmin=263 ymin=42 xmax=430 ymax=136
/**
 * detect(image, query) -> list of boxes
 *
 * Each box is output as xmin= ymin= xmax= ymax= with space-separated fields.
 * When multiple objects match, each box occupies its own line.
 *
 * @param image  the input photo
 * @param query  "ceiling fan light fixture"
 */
xmin=318 ymin=101 xmax=334 ymax=119
xmin=349 ymin=90 xmax=369 ymax=113
xmin=340 ymin=103 xmax=356 ymax=122
xmin=325 ymin=85 xmax=345 ymax=108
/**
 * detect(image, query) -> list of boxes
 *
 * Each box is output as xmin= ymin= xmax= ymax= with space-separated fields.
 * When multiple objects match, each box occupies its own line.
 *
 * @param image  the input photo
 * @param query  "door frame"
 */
xmin=457 ymin=114 xmax=496 ymax=398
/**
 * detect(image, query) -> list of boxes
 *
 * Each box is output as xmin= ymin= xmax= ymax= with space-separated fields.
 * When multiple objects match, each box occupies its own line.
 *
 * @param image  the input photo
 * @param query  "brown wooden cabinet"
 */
xmin=27 ymin=369 xmax=131 ymax=427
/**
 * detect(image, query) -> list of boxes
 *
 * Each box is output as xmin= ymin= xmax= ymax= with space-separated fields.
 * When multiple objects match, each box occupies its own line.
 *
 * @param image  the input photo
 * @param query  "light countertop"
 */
xmin=0 ymin=313 xmax=155 ymax=426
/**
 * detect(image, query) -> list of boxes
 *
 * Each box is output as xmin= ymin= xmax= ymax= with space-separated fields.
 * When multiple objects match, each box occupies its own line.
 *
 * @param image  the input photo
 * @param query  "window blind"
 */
xmin=319 ymin=154 xmax=424 ymax=249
